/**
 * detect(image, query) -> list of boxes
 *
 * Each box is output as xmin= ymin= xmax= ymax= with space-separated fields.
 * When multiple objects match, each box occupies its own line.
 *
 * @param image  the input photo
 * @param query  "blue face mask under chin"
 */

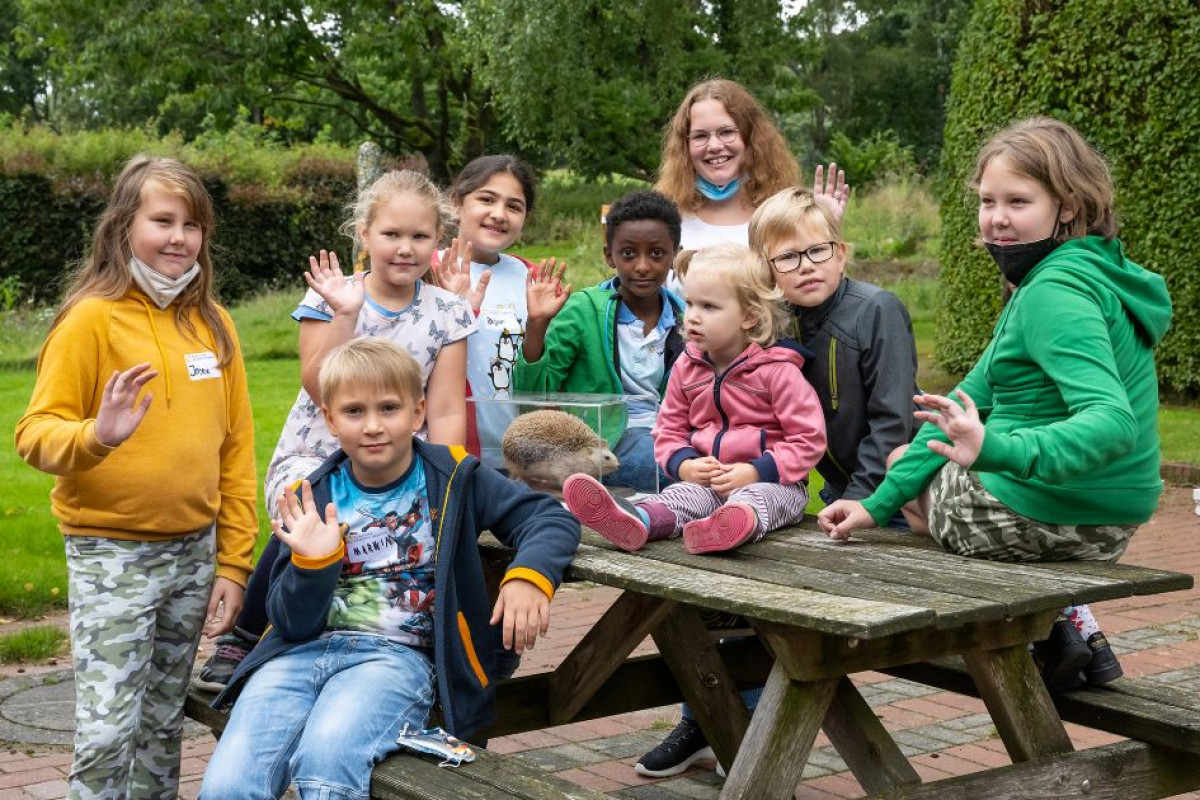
xmin=696 ymin=176 xmax=742 ymax=202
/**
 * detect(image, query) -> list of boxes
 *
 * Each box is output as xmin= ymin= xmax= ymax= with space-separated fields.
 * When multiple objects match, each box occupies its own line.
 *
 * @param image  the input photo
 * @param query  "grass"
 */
xmin=0 ymin=625 xmax=69 ymax=664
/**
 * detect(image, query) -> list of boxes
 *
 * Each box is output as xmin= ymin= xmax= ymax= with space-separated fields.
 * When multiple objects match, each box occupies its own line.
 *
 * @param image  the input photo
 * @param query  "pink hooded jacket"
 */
xmin=652 ymin=341 xmax=826 ymax=484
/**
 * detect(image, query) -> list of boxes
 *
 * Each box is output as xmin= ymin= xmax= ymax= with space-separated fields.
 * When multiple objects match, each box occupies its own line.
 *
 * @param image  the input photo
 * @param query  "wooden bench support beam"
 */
xmin=822 ymin=676 xmax=921 ymax=793
xmin=864 ymin=739 xmax=1200 ymax=800
xmin=371 ymin=748 xmax=611 ymax=800
xmin=548 ymin=591 xmax=675 ymax=725
xmin=652 ymin=604 xmax=752 ymax=772
xmin=962 ymin=643 xmax=1073 ymax=762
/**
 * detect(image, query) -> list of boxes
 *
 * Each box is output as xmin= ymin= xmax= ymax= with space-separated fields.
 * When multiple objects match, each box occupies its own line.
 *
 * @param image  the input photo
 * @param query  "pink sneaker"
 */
xmin=683 ymin=503 xmax=758 ymax=554
xmin=563 ymin=474 xmax=648 ymax=552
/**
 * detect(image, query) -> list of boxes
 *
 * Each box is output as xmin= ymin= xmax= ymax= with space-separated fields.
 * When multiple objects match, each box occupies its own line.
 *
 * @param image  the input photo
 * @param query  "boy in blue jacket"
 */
xmin=201 ymin=338 xmax=580 ymax=800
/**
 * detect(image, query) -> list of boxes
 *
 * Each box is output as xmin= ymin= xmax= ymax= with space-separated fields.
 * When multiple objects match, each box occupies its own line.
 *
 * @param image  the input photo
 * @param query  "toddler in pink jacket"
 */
xmin=564 ymin=243 xmax=826 ymax=554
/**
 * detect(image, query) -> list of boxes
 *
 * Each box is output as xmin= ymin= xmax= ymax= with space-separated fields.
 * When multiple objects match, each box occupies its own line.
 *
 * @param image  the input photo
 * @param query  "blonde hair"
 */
xmin=970 ymin=117 xmax=1117 ymax=241
xmin=53 ymin=154 xmax=236 ymax=367
xmin=656 ymin=79 xmax=801 ymax=214
xmin=748 ymin=188 xmax=847 ymax=263
xmin=676 ymin=242 xmax=789 ymax=347
xmin=319 ymin=338 xmax=424 ymax=407
xmin=341 ymin=169 xmax=451 ymax=281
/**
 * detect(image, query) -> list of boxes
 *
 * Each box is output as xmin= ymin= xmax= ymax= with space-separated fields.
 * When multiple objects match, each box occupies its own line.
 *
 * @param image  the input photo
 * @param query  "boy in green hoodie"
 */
xmin=820 ymin=118 xmax=1172 ymax=692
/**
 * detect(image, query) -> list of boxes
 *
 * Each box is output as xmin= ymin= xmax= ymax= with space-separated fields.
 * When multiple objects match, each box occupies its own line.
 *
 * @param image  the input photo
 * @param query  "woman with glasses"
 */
xmin=655 ymin=78 xmax=850 ymax=280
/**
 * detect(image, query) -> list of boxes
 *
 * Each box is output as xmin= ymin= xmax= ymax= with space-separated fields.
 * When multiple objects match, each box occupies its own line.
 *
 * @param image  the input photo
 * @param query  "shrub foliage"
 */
xmin=0 ymin=126 xmax=355 ymax=304
xmin=937 ymin=0 xmax=1200 ymax=395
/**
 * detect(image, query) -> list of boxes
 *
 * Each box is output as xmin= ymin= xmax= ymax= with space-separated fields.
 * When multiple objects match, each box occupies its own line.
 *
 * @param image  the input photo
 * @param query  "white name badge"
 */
xmin=186 ymin=351 xmax=223 ymax=381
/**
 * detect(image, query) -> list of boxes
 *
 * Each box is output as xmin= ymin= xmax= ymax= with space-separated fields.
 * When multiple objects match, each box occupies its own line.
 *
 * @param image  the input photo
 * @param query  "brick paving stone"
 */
xmin=937 ymin=711 xmax=994 ymax=731
xmin=513 ymin=742 xmax=611 ymax=772
xmin=911 ymin=723 xmax=982 ymax=746
xmin=618 ymin=782 xmax=711 ymax=800
xmin=944 ymin=742 xmax=1013 ymax=769
xmin=881 ymin=679 xmax=941 ymax=698
xmin=889 ymin=696 xmax=972 ymax=721
xmin=554 ymin=767 xmax=626 ymax=793
xmin=912 ymin=750 xmax=988 ymax=778
xmin=585 ymin=731 xmax=663 ymax=760
xmin=890 ymin=728 xmax=950 ymax=755
xmin=873 ymin=704 xmax=937 ymax=730
xmin=651 ymin=776 xmax=723 ymax=799
xmin=21 ymin=780 xmax=70 ymax=800
xmin=0 ymin=753 xmax=69 ymax=774
xmin=586 ymin=759 xmax=651 ymax=786
xmin=805 ymin=746 xmax=847 ymax=774
xmin=805 ymin=772 xmax=865 ymax=799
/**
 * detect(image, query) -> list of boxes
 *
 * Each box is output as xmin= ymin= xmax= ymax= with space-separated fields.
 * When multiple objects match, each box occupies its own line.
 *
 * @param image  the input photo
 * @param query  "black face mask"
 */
xmin=985 ymin=236 xmax=1062 ymax=287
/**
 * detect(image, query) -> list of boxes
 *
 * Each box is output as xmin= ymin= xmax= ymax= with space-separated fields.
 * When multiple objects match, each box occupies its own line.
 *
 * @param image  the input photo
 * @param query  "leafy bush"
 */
xmin=826 ymin=130 xmax=919 ymax=190
xmin=937 ymin=0 xmax=1200 ymax=394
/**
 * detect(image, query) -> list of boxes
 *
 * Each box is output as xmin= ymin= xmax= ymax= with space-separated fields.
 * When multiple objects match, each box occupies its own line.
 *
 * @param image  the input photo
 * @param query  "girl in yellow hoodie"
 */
xmin=15 ymin=155 xmax=257 ymax=798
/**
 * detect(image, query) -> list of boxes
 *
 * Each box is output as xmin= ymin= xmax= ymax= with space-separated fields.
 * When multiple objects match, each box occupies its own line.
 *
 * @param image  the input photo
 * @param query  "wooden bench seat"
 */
xmin=185 ymin=688 xmax=609 ymax=800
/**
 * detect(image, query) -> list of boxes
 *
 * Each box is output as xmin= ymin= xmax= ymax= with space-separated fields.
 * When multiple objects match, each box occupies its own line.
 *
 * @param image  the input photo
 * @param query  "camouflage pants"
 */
xmin=64 ymin=528 xmax=215 ymax=800
xmin=926 ymin=462 xmax=1135 ymax=563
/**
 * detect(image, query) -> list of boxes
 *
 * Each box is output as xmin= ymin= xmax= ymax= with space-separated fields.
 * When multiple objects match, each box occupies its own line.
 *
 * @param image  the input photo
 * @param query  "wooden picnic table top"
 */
xmin=549 ymin=523 xmax=1192 ymax=640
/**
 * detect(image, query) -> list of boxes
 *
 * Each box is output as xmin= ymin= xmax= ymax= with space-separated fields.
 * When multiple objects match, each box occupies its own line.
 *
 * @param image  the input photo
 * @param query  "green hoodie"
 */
xmin=863 ymin=236 xmax=1172 ymax=527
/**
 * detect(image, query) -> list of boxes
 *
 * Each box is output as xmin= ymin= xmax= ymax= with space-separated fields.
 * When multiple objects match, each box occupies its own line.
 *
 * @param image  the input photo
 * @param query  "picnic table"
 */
xmin=188 ymin=521 xmax=1200 ymax=799
xmin=526 ymin=522 xmax=1199 ymax=799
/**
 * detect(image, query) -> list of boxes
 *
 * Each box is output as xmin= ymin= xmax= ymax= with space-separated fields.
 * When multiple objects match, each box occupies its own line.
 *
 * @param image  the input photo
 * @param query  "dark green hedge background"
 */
xmin=937 ymin=0 xmax=1199 ymax=396
xmin=0 ymin=159 xmax=354 ymax=305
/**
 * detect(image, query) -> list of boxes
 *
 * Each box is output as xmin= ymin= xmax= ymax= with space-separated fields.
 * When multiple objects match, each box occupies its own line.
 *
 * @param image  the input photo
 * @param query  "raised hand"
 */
xmin=436 ymin=238 xmax=490 ymax=311
xmin=914 ymin=389 xmax=985 ymax=468
xmin=710 ymin=462 xmax=759 ymax=497
xmin=817 ymin=499 xmax=875 ymax=541
xmin=94 ymin=363 xmax=158 ymax=447
xmin=679 ymin=455 xmax=723 ymax=487
xmin=525 ymin=257 xmax=570 ymax=324
xmin=304 ymin=249 xmax=364 ymax=317
xmin=272 ymin=480 xmax=343 ymax=559
xmin=813 ymin=162 xmax=851 ymax=221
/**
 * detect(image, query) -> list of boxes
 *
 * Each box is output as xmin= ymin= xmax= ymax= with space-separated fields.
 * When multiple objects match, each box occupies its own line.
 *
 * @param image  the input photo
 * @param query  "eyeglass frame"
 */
xmin=768 ymin=241 xmax=840 ymax=273
xmin=687 ymin=126 xmax=741 ymax=148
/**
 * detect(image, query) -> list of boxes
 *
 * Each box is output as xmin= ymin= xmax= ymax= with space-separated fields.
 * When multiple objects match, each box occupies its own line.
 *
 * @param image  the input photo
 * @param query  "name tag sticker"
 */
xmin=186 ymin=351 xmax=222 ymax=381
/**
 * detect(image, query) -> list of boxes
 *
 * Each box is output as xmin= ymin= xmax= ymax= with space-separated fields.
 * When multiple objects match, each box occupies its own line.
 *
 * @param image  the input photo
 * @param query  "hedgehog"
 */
xmin=502 ymin=410 xmax=620 ymax=495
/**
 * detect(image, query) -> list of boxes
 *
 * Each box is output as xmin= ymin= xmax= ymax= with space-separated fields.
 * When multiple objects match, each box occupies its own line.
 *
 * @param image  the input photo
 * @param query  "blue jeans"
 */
xmin=603 ymin=426 xmax=670 ymax=493
xmin=201 ymin=634 xmax=435 ymax=800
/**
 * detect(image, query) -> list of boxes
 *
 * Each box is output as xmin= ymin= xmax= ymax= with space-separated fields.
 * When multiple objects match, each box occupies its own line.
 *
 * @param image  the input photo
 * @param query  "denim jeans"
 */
xmin=200 ymin=634 xmax=435 ymax=800
xmin=603 ymin=426 xmax=670 ymax=493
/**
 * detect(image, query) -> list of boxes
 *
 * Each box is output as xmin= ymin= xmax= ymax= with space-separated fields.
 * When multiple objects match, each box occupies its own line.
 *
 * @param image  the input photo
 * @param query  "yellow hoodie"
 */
xmin=15 ymin=291 xmax=257 ymax=585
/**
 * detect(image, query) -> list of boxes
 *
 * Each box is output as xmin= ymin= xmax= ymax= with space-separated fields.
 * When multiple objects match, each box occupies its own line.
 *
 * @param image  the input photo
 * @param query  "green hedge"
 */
xmin=937 ymin=0 xmax=1200 ymax=396
xmin=0 ymin=127 xmax=355 ymax=305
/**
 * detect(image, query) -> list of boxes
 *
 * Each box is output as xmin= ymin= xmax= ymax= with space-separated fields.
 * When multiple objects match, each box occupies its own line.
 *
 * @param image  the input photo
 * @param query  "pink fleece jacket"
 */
xmin=652 ymin=341 xmax=826 ymax=485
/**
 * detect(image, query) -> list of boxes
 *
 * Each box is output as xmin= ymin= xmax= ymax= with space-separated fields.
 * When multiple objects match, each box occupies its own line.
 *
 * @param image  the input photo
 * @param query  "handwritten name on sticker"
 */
xmin=186 ymin=352 xmax=223 ymax=381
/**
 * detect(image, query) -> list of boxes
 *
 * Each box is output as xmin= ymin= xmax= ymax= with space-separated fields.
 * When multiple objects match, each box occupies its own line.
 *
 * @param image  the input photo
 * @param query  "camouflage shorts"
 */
xmin=925 ymin=462 xmax=1135 ymax=563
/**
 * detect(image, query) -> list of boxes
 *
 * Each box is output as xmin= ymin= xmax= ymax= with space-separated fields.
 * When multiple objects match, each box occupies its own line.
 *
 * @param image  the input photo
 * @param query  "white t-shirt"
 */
xmin=462 ymin=253 xmax=529 ymax=468
xmin=263 ymin=280 xmax=475 ymax=510
xmin=669 ymin=214 xmax=751 ymax=294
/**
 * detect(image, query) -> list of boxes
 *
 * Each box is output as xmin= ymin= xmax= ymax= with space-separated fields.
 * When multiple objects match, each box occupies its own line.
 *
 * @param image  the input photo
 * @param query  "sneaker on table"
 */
xmin=563 ymin=473 xmax=648 ymax=552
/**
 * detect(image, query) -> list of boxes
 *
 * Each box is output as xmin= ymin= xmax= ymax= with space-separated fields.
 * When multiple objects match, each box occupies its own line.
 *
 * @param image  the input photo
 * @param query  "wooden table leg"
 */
xmin=652 ymin=604 xmax=752 ymax=772
xmin=822 ymin=676 xmax=921 ymax=793
xmin=963 ymin=643 xmax=1073 ymax=761
xmin=720 ymin=663 xmax=838 ymax=800
xmin=548 ymin=591 xmax=675 ymax=725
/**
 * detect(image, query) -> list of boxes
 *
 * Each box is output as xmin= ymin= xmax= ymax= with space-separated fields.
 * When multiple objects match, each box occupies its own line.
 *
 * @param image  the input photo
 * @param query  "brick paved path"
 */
xmin=3 ymin=486 xmax=1197 ymax=799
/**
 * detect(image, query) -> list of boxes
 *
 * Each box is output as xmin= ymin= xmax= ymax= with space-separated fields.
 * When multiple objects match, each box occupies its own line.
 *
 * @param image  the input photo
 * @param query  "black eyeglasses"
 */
xmin=769 ymin=241 xmax=838 ymax=273
xmin=687 ymin=127 xmax=740 ymax=147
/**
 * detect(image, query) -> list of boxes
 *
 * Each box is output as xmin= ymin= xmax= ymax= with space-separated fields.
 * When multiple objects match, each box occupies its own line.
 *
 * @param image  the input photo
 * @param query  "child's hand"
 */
xmin=914 ymin=389 xmax=985 ymax=468
xmin=203 ymin=577 xmax=245 ymax=639
xmin=94 ymin=363 xmax=158 ymax=447
xmin=710 ymin=462 xmax=759 ymax=497
xmin=526 ymin=258 xmax=570 ymax=323
xmin=679 ymin=456 xmax=722 ymax=486
xmin=818 ymin=499 xmax=874 ymax=541
xmin=271 ymin=481 xmax=343 ymax=559
xmin=437 ymin=238 xmax=489 ymax=311
xmin=304 ymin=249 xmax=364 ymax=317
xmin=490 ymin=579 xmax=550 ymax=654
xmin=813 ymin=162 xmax=851 ymax=221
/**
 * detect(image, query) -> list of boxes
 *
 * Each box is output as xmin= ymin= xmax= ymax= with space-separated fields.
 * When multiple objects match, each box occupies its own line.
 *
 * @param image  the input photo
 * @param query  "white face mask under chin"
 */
xmin=129 ymin=257 xmax=201 ymax=309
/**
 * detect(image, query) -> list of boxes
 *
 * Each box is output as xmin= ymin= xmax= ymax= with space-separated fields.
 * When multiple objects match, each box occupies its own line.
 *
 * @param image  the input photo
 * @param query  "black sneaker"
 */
xmin=1084 ymin=632 xmax=1124 ymax=685
xmin=192 ymin=629 xmax=256 ymax=692
xmin=1033 ymin=618 xmax=1091 ymax=693
xmin=634 ymin=718 xmax=716 ymax=777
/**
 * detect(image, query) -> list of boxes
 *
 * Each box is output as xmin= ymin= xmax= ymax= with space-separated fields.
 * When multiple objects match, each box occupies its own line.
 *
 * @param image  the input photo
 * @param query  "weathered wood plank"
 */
xmin=961 ymin=645 xmax=1073 ymax=761
xmin=865 ymin=739 xmax=1200 ymax=800
xmin=821 ymin=676 xmax=921 ymax=793
xmin=578 ymin=530 xmax=1003 ymax=629
xmin=548 ymin=591 xmax=675 ymax=725
xmin=719 ymin=665 xmax=838 ymax=800
xmin=652 ymin=604 xmax=751 ymax=771
xmin=564 ymin=542 xmax=935 ymax=638
xmin=751 ymin=611 xmax=1058 ymax=680
xmin=372 ymin=748 xmax=611 ymax=800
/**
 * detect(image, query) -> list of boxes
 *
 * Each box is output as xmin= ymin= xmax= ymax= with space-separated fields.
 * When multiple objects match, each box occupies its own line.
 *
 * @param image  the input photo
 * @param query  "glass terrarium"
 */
xmin=466 ymin=391 xmax=659 ymax=497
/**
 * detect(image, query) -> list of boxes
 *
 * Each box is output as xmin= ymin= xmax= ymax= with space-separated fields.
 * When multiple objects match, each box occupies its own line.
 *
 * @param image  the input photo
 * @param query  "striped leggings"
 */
xmin=642 ymin=481 xmax=809 ymax=542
